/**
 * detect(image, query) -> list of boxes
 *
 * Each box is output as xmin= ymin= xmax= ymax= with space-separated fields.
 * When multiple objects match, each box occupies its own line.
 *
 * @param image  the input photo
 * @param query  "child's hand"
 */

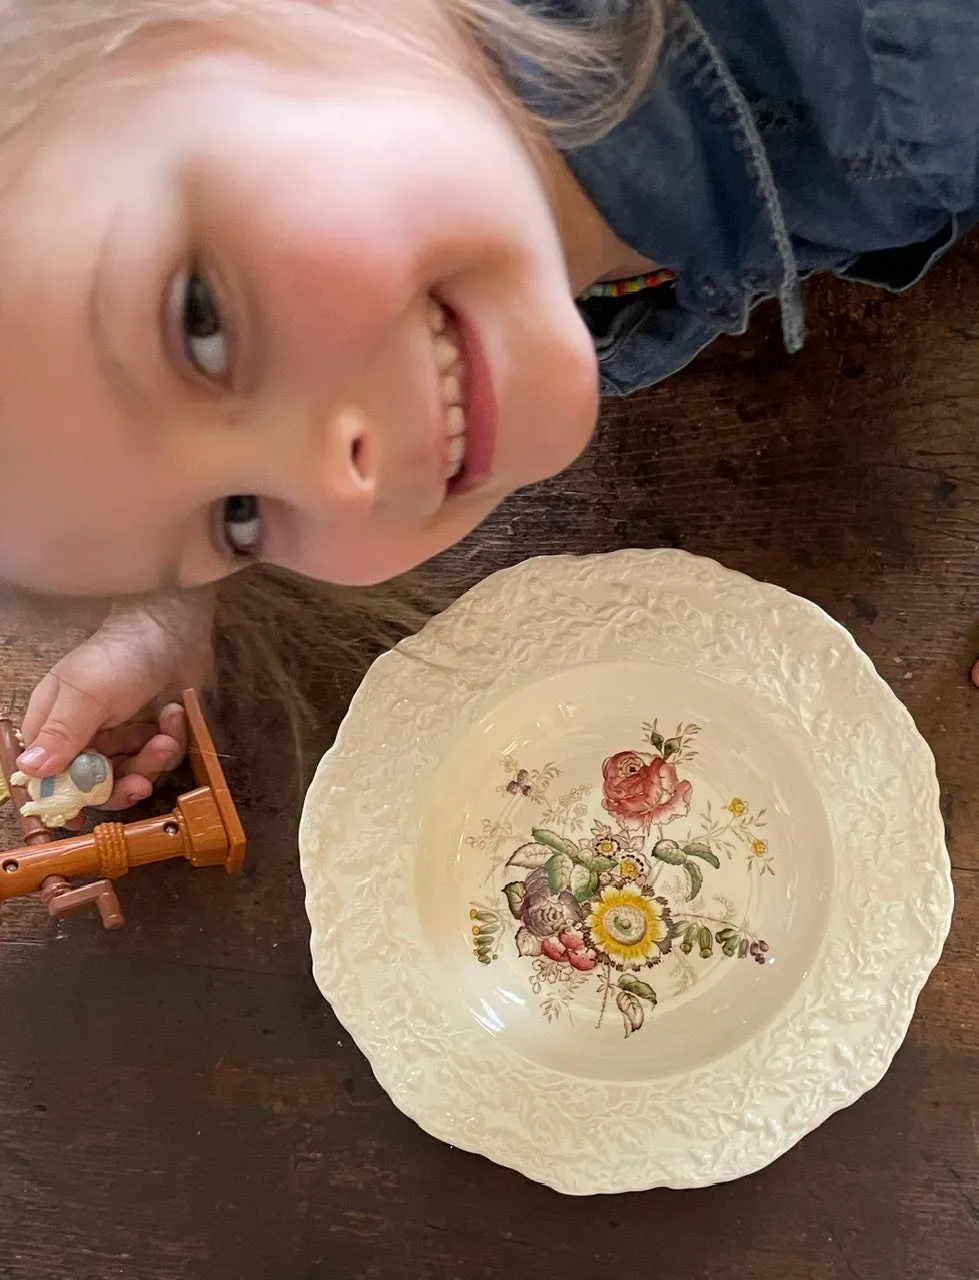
xmin=16 ymin=590 xmax=215 ymax=811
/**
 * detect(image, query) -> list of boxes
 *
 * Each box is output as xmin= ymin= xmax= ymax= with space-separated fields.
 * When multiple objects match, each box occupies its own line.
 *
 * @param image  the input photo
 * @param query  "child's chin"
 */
xmin=536 ymin=401 xmax=601 ymax=483
xmin=540 ymin=363 xmax=601 ymax=477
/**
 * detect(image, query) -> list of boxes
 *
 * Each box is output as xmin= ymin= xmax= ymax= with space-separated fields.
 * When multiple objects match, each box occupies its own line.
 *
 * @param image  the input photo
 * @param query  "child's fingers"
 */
xmin=20 ymin=673 xmax=62 ymax=749
xmin=91 ymin=720 xmax=159 ymax=760
xmin=972 ymin=658 xmax=979 ymax=688
xmin=100 ymin=774 xmax=155 ymax=811
xmin=120 ymin=732 xmax=184 ymax=786
xmin=18 ymin=675 xmax=110 ymax=777
xmin=91 ymin=704 xmax=186 ymax=762
xmin=19 ymin=697 xmax=187 ymax=813
xmin=157 ymin=703 xmax=188 ymax=759
xmin=96 ymin=733 xmax=184 ymax=811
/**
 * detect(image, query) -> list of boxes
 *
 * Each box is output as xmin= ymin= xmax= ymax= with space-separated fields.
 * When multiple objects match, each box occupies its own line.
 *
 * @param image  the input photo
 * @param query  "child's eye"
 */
xmin=222 ymin=494 xmax=263 ymax=559
xmin=179 ymin=270 xmax=229 ymax=381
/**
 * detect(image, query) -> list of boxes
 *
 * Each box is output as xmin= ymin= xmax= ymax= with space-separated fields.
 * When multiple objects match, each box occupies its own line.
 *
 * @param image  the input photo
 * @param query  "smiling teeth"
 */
xmin=447 ymin=435 xmax=465 ymax=471
xmin=426 ymin=298 xmax=446 ymax=334
xmin=428 ymin=299 xmax=467 ymax=481
xmin=434 ymin=335 xmax=459 ymax=372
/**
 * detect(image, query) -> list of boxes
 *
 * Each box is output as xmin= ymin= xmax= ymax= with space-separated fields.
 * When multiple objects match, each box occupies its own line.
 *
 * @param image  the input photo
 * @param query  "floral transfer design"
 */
xmin=602 ymin=751 xmax=692 ymax=830
xmin=469 ymin=719 xmax=773 ymax=1038
xmin=703 ymin=796 xmax=773 ymax=873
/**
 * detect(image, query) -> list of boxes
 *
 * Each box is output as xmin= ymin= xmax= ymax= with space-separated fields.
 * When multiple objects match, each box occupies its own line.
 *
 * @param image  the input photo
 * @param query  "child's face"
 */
xmin=0 ymin=10 xmax=598 ymax=596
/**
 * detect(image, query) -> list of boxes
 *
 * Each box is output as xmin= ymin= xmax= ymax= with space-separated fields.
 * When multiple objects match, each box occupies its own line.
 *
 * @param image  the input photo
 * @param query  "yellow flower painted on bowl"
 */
xmin=615 ymin=852 xmax=651 ymax=885
xmin=727 ymin=797 xmax=747 ymax=817
xmin=750 ymin=839 xmax=768 ymax=857
xmin=586 ymin=884 xmax=669 ymax=968
xmin=593 ymin=835 xmax=620 ymax=858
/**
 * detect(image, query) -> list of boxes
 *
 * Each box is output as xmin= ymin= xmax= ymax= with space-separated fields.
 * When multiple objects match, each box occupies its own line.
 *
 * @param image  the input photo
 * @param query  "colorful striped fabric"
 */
xmin=578 ymin=268 xmax=676 ymax=300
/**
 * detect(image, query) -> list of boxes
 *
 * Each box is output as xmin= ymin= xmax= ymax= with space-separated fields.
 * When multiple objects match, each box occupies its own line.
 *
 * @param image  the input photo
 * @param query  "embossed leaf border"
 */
xmin=300 ymin=550 xmax=953 ymax=1194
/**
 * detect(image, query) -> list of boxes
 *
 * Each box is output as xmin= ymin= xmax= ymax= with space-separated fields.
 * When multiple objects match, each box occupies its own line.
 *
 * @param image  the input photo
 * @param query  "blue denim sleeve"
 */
xmin=825 ymin=1 xmax=979 ymax=291
xmin=571 ymin=0 xmax=979 ymax=396
xmin=864 ymin=0 xmax=979 ymax=216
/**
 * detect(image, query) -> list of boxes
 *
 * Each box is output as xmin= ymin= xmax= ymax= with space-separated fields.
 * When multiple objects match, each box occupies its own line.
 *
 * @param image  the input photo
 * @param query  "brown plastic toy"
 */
xmin=0 ymin=689 xmax=245 ymax=930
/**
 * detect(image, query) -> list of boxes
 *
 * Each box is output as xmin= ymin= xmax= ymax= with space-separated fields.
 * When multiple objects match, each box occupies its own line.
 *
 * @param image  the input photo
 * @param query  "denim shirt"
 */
xmin=538 ymin=1 xmax=979 ymax=396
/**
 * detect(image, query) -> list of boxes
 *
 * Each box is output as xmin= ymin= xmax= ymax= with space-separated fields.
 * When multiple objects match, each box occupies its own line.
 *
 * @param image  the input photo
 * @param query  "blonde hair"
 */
xmin=0 ymin=0 xmax=666 ymax=143
xmin=0 ymin=0 xmax=667 ymax=767
xmin=211 ymin=567 xmax=452 ymax=786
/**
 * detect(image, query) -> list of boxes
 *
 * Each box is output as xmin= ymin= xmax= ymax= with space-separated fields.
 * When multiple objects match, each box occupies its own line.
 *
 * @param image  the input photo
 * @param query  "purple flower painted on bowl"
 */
xmin=520 ymin=867 xmax=583 ymax=938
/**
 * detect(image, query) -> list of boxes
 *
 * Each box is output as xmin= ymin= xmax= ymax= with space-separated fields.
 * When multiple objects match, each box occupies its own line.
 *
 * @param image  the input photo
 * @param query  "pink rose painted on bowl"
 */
xmin=602 ymin=750 xmax=692 ymax=830
xmin=541 ymin=928 xmax=598 ymax=972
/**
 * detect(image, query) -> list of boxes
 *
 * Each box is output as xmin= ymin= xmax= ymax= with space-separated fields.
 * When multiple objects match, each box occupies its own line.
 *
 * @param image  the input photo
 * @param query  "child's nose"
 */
xmin=310 ymin=405 xmax=377 ymax=516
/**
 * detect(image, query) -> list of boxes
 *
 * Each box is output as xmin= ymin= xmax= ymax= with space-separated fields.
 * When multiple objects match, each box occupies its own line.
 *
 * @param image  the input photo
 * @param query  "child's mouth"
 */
xmin=426 ymin=297 xmax=468 ymax=482
xmin=426 ymin=294 xmax=497 ymax=497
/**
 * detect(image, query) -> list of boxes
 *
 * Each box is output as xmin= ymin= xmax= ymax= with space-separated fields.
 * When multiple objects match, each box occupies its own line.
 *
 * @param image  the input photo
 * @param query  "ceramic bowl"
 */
xmin=300 ymin=551 xmax=952 ymax=1193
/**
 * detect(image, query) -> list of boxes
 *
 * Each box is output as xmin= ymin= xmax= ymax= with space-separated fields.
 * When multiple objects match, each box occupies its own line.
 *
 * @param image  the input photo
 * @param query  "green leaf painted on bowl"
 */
xmin=505 ymin=843 xmax=552 ymax=870
xmin=503 ymin=881 xmax=526 ymax=919
xmin=546 ymin=852 xmax=575 ymax=895
xmin=684 ymin=841 xmax=721 ymax=869
xmin=684 ymin=861 xmax=704 ymax=901
xmin=532 ymin=828 xmax=580 ymax=862
xmin=618 ymin=974 xmax=658 ymax=1004
xmin=570 ymin=864 xmax=599 ymax=902
xmin=651 ymin=839 xmax=686 ymax=866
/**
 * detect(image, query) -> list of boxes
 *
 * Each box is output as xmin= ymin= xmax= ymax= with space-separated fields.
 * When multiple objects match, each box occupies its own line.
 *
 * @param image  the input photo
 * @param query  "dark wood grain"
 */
xmin=1 ymin=234 xmax=978 ymax=1280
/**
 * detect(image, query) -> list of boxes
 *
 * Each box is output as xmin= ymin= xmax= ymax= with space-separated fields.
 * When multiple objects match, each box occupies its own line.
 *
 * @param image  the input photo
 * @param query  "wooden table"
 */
xmin=1 ymin=236 xmax=977 ymax=1280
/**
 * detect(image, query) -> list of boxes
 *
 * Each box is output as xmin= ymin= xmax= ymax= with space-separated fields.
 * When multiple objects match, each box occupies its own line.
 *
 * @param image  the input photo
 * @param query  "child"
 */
xmin=6 ymin=0 xmax=979 ymax=806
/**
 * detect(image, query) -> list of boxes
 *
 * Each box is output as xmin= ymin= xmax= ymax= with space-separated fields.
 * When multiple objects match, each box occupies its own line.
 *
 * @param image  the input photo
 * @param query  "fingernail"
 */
xmin=16 ymin=747 xmax=50 ymax=771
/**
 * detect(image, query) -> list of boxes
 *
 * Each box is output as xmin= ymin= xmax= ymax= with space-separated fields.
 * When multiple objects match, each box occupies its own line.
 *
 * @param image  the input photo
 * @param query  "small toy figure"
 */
xmin=1 ymin=750 xmax=114 ymax=828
